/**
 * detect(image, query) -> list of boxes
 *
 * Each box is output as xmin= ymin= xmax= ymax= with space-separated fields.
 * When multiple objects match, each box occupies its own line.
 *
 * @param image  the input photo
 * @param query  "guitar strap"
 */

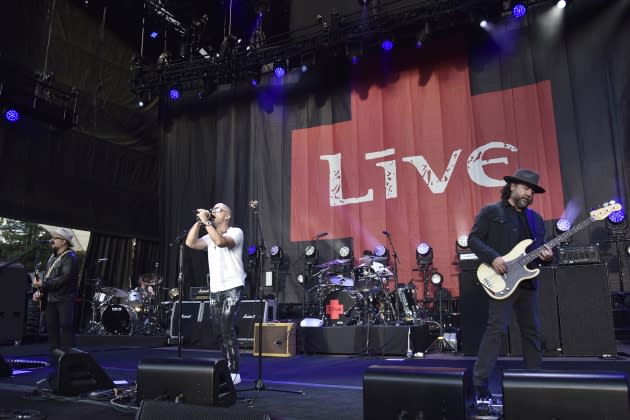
xmin=45 ymin=250 xmax=71 ymax=280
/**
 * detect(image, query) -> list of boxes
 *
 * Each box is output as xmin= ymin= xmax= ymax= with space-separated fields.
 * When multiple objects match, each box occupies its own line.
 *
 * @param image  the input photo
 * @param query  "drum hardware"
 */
xmin=139 ymin=272 xmax=163 ymax=286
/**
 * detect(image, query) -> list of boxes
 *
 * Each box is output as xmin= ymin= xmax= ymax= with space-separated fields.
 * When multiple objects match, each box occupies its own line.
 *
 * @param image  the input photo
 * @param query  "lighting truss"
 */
xmin=130 ymin=0 xmax=550 ymax=98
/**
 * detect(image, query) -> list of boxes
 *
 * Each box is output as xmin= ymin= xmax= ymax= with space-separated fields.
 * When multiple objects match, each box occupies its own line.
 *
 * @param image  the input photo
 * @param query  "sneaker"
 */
xmin=231 ymin=373 xmax=241 ymax=385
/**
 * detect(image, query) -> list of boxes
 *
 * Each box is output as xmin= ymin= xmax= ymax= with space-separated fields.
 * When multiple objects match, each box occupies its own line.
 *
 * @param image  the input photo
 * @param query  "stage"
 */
xmin=1 ymin=336 xmax=630 ymax=419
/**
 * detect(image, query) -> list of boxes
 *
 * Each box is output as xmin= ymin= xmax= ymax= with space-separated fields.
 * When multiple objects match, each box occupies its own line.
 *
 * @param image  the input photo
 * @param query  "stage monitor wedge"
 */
xmin=50 ymin=348 xmax=114 ymax=395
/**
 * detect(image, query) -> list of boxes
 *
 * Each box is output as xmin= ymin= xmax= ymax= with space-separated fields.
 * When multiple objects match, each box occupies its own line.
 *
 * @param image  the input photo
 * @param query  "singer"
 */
xmin=31 ymin=228 xmax=79 ymax=367
xmin=186 ymin=203 xmax=246 ymax=385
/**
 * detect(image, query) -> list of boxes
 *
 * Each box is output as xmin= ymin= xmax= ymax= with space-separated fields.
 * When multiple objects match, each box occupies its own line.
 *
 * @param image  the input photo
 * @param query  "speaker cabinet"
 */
xmin=170 ymin=301 xmax=202 ymax=343
xmin=137 ymin=357 xmax=236 ymax=407
xmin=236 ymin=300 xmax=277 ymax=347
xmin=135 ymin=400 xmax=271 ymax=420
xmin=502 ymin=370 xmax=630 ymax=420
xmin=0 ymin=353 xmax=11 ymax=377
xmin=508 ymin=267 xmax=561 ymax=356
xmin=363 ymin=365 xmax=472 ymax=420
xmin=0 ymin=264 xmax=27 ymax=343
xmin=50 ymin=348 xmax=114 ymax=395
xmin=555 ymin=264 xmax=616 ymax=355
xmin=253 ymin=322 xmax=296 ymax=357
xmin=459 ymin=271 xmax=508 ymax=356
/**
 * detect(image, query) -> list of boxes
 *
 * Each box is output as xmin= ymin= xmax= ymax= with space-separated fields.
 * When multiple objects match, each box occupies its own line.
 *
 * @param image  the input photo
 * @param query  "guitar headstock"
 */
xmin=590 ymin=201 xmax=622 ymax=221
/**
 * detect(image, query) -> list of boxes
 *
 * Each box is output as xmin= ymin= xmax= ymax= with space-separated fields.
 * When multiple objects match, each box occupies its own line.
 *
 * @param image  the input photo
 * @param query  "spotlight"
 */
xmin=430 ymin=272 xmax=443 ymax=286
xmin=512 ymin=2 xmax=527 ymax=18
xmin=168 ymin=88 xmax=180 ymax=100
xmin=305 ymin=245 xmax=318 ymax=261
xmin=374 ymin=245 xmax=388 ymax=258
xmin=455 ymin=235 xmax=479 ymax=271
xmin=606 ymin=209 xmax=628 ymax=238
xmin=380 ymin=37 xmax=394 ymax=51
xmin=416 ymin=242 xmax=433 ymax=266
xmin=346 ymin=41 xmax=363 ymax=64
xmin=300 ymin=53 xmax=315 ymax=72
xmin=338 ymin=246 xmax=352 ymax=259
xmin=554 ymin=218 xmax=572 ymax=243
xmin=5 ymin=109 xmax=20 ymax=122
xmin=415 ymin=21 xmax=430 ymax=48
xmin=626 ymin=244 xmax=630 ymax=257
xmin=270 ymin=245 xmax=284 ymax=264
xmin=273 ymin=59 xmax=287 ymax=78
xmin=480 ymin=19 xmax=489 ymax=29
xmin=297 ymin=273 xmax=305 ymax=284
xmin=149 ymin=31 xmax=159 ymax=39
xmin=247 ymin=244 xmax=258 ymax=257
xmin=557 ymin=0 xmax=567 ymax=9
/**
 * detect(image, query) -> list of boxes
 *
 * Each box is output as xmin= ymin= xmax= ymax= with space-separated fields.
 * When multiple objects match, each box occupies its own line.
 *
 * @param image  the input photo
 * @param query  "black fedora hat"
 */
xmin=503 ymin=169 xmax=545 ymax=193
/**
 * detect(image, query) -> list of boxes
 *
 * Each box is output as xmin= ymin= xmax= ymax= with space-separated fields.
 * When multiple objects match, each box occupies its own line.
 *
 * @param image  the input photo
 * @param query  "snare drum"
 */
xmin=101 ymin=304 xmax=137 ymax=335
xmin=127 ymin=290 xmax=146 ymax=308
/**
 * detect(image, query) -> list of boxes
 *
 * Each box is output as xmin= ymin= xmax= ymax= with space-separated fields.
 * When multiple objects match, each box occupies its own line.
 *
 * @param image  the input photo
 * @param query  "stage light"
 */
xmin=297 ymin=273 xmax=304 ymax=284
xmin=338 ymin=246 xmax=352 ymax=259
xmin=456 ymin=235 xmax=468 ymax=249
xmin=415 ymin=21 xmax=430 ymax=48
xmin=270 ymin=245 xmax=284 ymax=263
xmin=346 ymin=41 xmax=363 ymax=64
xmin=137 ymin=99 xmax=145 ymax=108
xmin=247 ymin=244 xmax=258 ymax=256
xmin=150 ymin=31 xmax=159 ymax=39
xmin=606 ymin=209 xmax=628 ymax=238
xmin=380 ymin=36 xmax=394 ymax=51
xmin=305 ymin=245 xmax=318 ymax=261
xmin=273 ymin=60 xmax=287 ymax=78
xmin=556 ymin=218 xmax=571 ymax=233
xmin=512 ymin=2 xmax=527 ymax=18
xmin=430 ymin=272 xmax=443 ymax=286
xmin=557 ymin=0 xmax=567 ymax=9
xmin=168 ymin=88 xmax=180 ymax=100
xmin=374 ymin=245 xmax=388 ymax=258
xmin=5 ymin=109 xmax=20 ymax=122
xmin=626 ymin=244 xmax=630 ymax=257
xmin=300 ymin=53 xmax=315 ymax=72
xmin=480 ymin=19 xmax=489 ymax=29
xmin=416 ymin=242 xmax=433 ymax=266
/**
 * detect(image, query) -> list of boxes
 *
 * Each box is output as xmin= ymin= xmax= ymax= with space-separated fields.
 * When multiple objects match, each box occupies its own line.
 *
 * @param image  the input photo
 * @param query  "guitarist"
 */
xmin=468 ymin=169 xmax=553 ymax=400
xmin=32 ymin=228 xmax=79 ymax=367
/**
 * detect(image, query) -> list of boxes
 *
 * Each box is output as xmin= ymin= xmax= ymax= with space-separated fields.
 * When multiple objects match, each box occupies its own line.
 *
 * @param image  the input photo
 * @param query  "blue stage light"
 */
xmin=247 ymin=244 xmax=257 ymax=256
xmin=273 ymin=65 xmax=286 ymax=79
xmin=556 ymin=218 xmax=571 ymax=232
xmin=5 ymin=109 xmax=19 ymax=122
xmin=150 ymin=31 xmax=158 ymax=39
xmin=381 ymin=39 xmax=394 ymax=51
xmin=374 ymin=245 xmax=387 ymax=257
xmin=512 ymin=3 xmax=527 ymax=18
xmin=417 ymin=242 xmax=431 ymax=256
xmin=609 ymin=209 xmax=626 ymax=224
xmin=169 ymin=89 xmax=180 ymax=100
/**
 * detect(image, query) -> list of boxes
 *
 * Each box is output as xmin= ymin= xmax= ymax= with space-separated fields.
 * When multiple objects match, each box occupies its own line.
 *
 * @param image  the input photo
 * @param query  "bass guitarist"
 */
xmin=468 ymin=169 xmax=553 ymax=400
xmin=32 ymin=228 xmax=80 ymax=366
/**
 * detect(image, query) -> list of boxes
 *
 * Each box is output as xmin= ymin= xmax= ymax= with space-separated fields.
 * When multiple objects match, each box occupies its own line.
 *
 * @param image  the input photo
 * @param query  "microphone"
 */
xmin=382 ymin=230 xmax=391 ymax=237
xmin=97 ymin=258 xmax=108 ymax=262
xmin=315 ymin=232 xmax=328 ymax=238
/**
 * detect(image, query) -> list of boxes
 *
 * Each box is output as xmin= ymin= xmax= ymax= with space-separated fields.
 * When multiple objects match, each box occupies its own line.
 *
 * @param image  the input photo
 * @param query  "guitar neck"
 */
xmin=521 ymin=216 xmax=595 ymax=265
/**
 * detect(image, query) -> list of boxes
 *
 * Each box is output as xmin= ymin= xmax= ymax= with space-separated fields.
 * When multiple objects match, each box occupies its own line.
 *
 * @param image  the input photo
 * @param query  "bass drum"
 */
xmin=101 ymin=304 xmax=137 ymax=335
xmin=323 ymin=290 xmax=363 ymax=326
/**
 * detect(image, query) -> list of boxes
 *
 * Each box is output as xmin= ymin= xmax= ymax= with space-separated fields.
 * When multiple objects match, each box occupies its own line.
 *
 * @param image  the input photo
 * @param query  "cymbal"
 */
xmin=314 ymin=259 xmax=351 ymax=269
xmin=358 ymin=255 xmax=387 ymax=263
xmin=140 ymin=272 xmax=163 ymax=285
xmin=327 ymin=275 xmax=354 ymax=287
xmin=101 ymin=287 xmax=128 ymax=298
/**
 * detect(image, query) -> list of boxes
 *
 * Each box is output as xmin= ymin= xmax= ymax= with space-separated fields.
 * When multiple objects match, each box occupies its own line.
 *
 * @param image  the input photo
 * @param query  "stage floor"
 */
xmin=1 ymin=339 xmax=630 ymax=420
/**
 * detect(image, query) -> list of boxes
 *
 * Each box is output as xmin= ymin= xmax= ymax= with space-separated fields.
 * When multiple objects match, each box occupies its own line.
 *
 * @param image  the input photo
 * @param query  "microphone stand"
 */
xmin=242 ymin=200 xmax=303 ymax=407
xmin=384 ymin=233 xmax=401 ymax=325
xmin=169 ymin=229 xmax=188 ymax=357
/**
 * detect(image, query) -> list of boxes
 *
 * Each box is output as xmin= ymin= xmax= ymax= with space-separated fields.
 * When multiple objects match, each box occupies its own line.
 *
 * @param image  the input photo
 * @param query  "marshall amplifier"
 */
xmin=236 ymin=300 xmax=277 ymax=347
xmin=557 ymin=244 xmax=600 ymax=265
xmin=190 ymin=286 xmax=210 ymax=300
xmin=170 ymin=301 xmax=203 ymax=344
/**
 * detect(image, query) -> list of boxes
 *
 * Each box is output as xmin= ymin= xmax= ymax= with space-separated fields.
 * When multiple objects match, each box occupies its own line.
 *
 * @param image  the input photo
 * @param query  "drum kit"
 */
xmin=84 ymin=273 xmax=166 ymax=336
xmin=308 ymin=256 xmax=425 ymax=326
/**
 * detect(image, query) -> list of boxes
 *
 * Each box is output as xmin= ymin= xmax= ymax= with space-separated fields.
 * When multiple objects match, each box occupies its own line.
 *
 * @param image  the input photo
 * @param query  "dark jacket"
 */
xmin=468 ymin=200 xmax=547 ymax=286
xmin=43 ymin=250 xmax=79 ymax=302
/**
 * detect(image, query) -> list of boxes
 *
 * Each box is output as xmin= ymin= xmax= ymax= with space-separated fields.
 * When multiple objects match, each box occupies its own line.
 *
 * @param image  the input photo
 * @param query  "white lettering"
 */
xmin=467 ymin=142 xmax=518 ymax=187
xmin=402 ymin=149 xmax=462 ymax=194
xmin=365 ymin=148 xmax=397 ymax=199
xmin=320 ymin=153 xmax=373 ymax=206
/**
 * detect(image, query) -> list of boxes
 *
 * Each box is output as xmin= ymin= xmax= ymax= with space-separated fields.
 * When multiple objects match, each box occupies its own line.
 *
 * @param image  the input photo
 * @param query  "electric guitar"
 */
xmin=32 ymin=261 xmax=46 ymax=312
xmin=476 ymin=201 xmax=621 ymax=300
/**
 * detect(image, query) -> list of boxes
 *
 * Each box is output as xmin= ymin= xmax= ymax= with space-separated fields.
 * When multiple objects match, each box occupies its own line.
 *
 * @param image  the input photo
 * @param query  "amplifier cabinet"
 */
xmin=236 ymin=300 xmax=277 ymax=347
xmin=253 ymin=323 xmax=296 ymax=357
xmin=170 ymin=301 xmax=203 ymax=344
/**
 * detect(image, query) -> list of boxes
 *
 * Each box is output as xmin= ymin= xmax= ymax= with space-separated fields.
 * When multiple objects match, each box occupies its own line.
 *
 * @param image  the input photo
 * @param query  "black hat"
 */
xmin=503 ymin=169 xmax=545 ymax=193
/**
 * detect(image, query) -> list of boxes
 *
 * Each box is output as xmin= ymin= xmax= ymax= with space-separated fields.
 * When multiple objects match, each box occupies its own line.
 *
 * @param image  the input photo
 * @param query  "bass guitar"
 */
xmin=476 ymin=201 xmax=621 ymax=300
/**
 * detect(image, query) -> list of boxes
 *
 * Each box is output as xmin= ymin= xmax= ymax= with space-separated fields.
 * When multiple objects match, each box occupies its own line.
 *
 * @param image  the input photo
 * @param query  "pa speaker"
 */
xmin=0 ymin=353 xmax=11 ymax=377
xmin=0 ymin=264 xmax=26 ymax=342
xmin=555 ymin=264 xmax=616 ymax=355
xmin=50 ymin=348 xmax=114 ymax=395
xmin=137 ymin=357 xmax=236 ymax=407
xmin=135 ymin=400 xmax=271 ymax=420
xmin=502 ymin=370 xmax=630 ymax=420
xmin=363 ymin=365 xmax=472 ymax=420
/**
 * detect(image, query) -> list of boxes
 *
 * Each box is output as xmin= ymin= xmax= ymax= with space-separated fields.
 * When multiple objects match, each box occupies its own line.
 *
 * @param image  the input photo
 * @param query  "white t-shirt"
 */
xmin=202 ymin=226 xmax=246 ymax=293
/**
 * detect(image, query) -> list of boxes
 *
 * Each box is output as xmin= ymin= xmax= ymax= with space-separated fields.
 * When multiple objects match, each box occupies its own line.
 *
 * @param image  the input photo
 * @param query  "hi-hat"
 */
xmin=314 ymin=259 xmax=351 ymax=269
xmin=140 ymin=273 xmax=163 ymax=285
xmin=101 ymin=287 xmax=128 ymax=298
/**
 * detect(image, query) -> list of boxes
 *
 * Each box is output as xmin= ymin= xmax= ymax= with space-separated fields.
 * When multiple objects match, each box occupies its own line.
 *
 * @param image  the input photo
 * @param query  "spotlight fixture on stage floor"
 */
xmin=511 ymin=2 xmax=527 ymax=18
xmin=557 ymin=0 xmax=567 ymax=9
xmin=455 ymin=235 xmax=479 ymax=271
xmin=270 ymin=245 xmax=284 ymax=264
xmin=4 ymin=108 xmax=19 ymax=122
xmin=338 ymin=245 xmax=352 ymax=260
xmin=273 ymin=59 xmax=288 ymax=79
xmin=373 ymin=245 xmax=389 ymax=264
xmin=380 ymin=35 xmax=394 ymax=51
xmin=430 ymin=271 xmax=443 ymax=287
xmin=304 ymin=244 xmax=319 ymax=262
xmin=606 ymin=209 xmax=627 ymax=239
xmin=416 ymin=242 xmax=433 ymax=266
